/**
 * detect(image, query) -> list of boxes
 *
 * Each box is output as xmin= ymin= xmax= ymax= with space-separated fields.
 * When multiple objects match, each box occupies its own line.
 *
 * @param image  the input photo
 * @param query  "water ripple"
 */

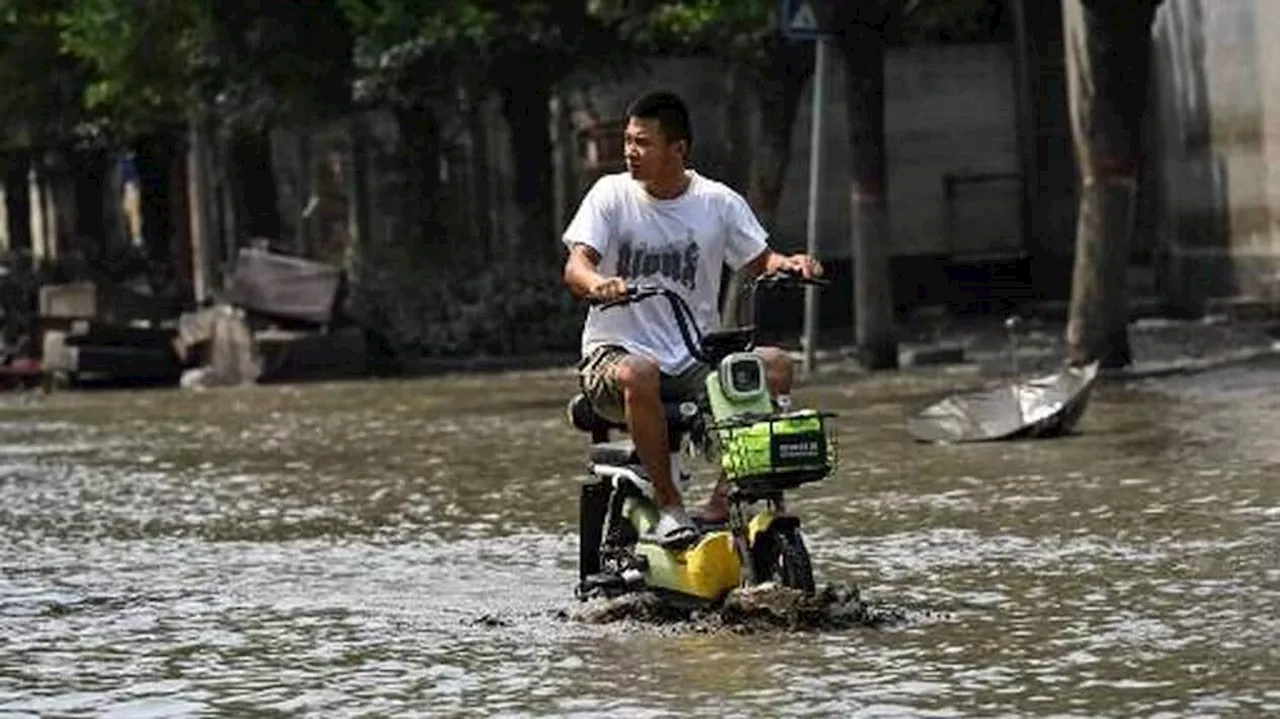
xmin=0 ymin=364 xmax=1277 ymax=716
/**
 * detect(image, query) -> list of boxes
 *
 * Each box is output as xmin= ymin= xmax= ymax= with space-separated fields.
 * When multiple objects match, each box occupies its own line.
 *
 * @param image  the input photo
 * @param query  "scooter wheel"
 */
xmin=753 ymin=525 xmax=815 ymax=594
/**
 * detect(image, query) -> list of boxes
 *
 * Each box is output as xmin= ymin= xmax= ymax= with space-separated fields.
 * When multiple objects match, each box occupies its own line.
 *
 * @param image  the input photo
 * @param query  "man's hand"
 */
xmin=775 ymin=253 xmax=824 ymax=279
xmin=587 ymin=276 xmax=628 ymax=303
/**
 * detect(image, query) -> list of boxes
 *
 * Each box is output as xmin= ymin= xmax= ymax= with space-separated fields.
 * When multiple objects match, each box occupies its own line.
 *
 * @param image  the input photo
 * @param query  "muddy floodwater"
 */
xmin=1 ymin=359 xmax=1277 ymax=717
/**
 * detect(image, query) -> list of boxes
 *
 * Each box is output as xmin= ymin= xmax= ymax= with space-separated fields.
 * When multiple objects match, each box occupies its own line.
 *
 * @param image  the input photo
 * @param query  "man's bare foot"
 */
xmin=694 ymin=499 xmax=729 ymax=524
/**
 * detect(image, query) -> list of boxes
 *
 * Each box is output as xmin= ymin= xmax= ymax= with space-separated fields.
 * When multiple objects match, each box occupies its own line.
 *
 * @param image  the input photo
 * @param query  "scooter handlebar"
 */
xmin=753 ymin=268 xmax=829 ymax=289
xmin=585 ymin=272 xmax=827 ymax=361
xmin=588 ymin=284 xmax=663 ymax=310
xmin=590 ymin=272 xmax=825 ymax=309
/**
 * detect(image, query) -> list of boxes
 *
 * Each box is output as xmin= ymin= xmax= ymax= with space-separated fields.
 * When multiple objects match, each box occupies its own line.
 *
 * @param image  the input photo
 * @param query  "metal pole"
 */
xmin=802 ymin=37 xmax=828 ymax=378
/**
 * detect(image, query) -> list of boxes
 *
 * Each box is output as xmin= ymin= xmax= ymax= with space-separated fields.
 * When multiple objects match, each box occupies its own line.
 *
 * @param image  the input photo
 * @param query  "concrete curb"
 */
xmin=795 ymin=341 xmax=1280 ymax=386
xmin=1099 ymin=342 xmax=1280 ymax=382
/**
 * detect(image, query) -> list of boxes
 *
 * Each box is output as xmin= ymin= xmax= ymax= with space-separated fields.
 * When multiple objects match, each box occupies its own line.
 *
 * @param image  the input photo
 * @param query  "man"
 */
xmin=562 ymin=90 xmax=822 ymax=544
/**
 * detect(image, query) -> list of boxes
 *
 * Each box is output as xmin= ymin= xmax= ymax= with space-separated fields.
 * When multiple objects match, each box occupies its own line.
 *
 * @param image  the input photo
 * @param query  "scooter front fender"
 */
xmin=746 ymin=508 xmax=800 ymax=547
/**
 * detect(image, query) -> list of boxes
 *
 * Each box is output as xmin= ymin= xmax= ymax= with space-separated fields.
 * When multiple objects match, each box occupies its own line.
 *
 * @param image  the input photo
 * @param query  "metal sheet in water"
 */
xmin=907 ymin=361 xmax=1099 ymax=442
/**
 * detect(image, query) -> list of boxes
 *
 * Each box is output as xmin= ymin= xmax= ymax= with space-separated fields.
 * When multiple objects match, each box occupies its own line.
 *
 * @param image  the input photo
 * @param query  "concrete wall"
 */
xmin=563 ymin=44 xmax=1022 ymax=262
xmin=784 ymin=42 xmax=1022 ymax=260
xmin=1152 ymin=0 xmax=1280 ymax=306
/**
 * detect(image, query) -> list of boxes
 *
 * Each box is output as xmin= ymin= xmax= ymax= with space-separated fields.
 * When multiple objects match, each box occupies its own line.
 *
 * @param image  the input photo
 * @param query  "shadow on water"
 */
xmin=1 ymin=361 xmax=1278 ymax=716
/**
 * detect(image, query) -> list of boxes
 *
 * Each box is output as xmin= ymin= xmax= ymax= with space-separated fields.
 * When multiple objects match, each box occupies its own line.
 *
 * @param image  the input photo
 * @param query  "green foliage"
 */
xmin=0 ymin=0 xmax=91 ymax=148
xmin=56 ymin=0 xmax=206 ymax=137
xmin=339 ymin=0 xmax=497 ymax=50
xmin=202 ymin=4 xmax=356 ymax=130
xmin=56 ymin=1 xmax=355 ymax=137
xmin=590 ymin=0 xmax=778 ymax=60
xmin=352 ymin=244 xmax=581 ymax=361
xmin=0 ymin=0 xmax=1017 ymax=149
xmin=593 ymin=0 xmax=1011 ymax=56
xmin=343 ymin=1 xmax=600 ymax=109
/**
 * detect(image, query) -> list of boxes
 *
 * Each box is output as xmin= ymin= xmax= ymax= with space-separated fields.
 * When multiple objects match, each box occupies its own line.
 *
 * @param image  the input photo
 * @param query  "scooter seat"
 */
xmin=590 ymin=439 xmax=639 ymax=466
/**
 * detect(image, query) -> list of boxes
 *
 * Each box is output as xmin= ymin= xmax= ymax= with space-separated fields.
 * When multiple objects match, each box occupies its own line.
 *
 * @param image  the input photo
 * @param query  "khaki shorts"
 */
xmin=577 ymin=345 xmax=711 ymax=424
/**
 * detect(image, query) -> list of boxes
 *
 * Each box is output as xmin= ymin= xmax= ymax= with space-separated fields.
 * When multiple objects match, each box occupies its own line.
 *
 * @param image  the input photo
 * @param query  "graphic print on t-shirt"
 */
xmin=615 ymin=229 xmax=700 ymax=291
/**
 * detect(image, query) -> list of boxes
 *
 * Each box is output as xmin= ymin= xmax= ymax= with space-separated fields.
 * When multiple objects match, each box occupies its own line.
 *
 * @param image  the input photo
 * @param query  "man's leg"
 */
xmin=579 ymin=347 xmax=692 ymax=537
xmin=613 ymin=355 xmax=684 ymax=510
xmin=697 ymin=345 xmax=795 ymax=522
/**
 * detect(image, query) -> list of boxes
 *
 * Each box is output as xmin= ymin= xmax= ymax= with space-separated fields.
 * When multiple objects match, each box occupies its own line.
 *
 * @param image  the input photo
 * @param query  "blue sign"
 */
xmin=780 ymin=0 xmax=834 ymax=41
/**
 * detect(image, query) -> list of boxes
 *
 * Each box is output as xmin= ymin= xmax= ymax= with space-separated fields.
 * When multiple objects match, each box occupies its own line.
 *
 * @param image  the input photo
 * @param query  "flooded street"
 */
xmin=1 ymin=360 xmax=1277 ymax=717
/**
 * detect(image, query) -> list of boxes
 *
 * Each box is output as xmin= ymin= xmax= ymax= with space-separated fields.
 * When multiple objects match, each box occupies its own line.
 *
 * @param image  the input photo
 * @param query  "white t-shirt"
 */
xmin=563 ymin=170 xmax=769 ymax=374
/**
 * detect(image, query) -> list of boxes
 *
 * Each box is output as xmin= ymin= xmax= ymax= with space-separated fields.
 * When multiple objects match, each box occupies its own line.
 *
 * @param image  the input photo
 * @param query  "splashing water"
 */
xmin=569 ymin=582 xmax=931 ymax=632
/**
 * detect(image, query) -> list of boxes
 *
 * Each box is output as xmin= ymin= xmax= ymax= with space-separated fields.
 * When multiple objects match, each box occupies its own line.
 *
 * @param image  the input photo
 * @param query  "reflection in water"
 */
xmin=1 ymin=361 xmax=1278 ymax=716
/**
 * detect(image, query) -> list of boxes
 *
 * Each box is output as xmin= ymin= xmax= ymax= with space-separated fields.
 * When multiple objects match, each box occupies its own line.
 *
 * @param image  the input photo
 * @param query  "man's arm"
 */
xmin=564 ymin=244 xmax=604 ymax=298
xmin=740 ymin=248 xmax=824 ymax=280
xmin=562 ymin=177 xmax=628 ymax=302
xmin=564 ymin=243 xmax=627 ymax=301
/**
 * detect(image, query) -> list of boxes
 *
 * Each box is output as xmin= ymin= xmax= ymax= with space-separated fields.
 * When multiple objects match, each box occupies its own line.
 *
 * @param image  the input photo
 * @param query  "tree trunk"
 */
xmin=723 ymin=65 xmax=753 ymax=195
xmin=842 ymin=28 xmax=898 ymax=370
xmin=393 ymin=105 xmax=443 ymax=255
xmin=137 ymin=135 xmax=178 ymax=268
xmin=345 ymin=116 xmax=372 ymax=272
xmin=501 ymin=78 xmax=555 ymax=263
xmin=720 ymin=40 xmax=815 ymax=328
xmin=231 ymin=131 xmax=281 ymax=241
xmin=748 ymin=47 xmax=811 ymax=229
xmin=215 ymin=134 xmax=240 ymax=269
xmin=72 ymin=150 xmax=107 ymax=253
xmin=466 ymin=86 xmax=496 ymax=257
xmin=1063 ymin=0 xmax=1163 ymax=368
xmin=187 ymin=117 xmax=217 ymax=303
xmin=167 ymin=134 xmax=195 ymax=307
xmin=34 ymin=165 xmax=59 ymax=264
xmin=4 ymin=152 xmax=32 ymax=253
xmin=294 ymin=131 xmax=314 ymax=255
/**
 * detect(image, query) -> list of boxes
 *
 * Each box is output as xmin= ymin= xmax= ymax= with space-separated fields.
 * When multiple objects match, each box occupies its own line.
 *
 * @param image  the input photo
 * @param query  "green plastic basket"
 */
xmin=715 ymin=409 xmax=836 ymax=487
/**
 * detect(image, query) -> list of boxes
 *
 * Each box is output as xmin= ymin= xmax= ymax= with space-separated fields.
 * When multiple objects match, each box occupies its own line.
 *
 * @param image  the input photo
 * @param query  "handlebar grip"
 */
xmin=757 ymin=270 xmax=829 ymax=287
xmin=589 ymin=285 xmax=646 ymax=309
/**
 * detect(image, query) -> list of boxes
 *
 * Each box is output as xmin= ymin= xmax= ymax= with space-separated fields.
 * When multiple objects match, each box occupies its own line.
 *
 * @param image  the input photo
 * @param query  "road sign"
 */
xmin=780 ymin=0 xmax=835 ymax=41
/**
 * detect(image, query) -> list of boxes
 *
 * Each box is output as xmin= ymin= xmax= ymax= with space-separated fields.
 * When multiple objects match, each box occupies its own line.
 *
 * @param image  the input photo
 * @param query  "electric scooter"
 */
xmin=568 ymin=270 xmax=837 ymax=605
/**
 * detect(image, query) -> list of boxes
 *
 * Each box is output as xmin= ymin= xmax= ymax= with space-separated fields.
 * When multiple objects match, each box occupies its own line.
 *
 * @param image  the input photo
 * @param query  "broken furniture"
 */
xmin=178 ymin=246 xmax=365 ymax=388
xmin=40 ymin=281 xmax=182 ymax=388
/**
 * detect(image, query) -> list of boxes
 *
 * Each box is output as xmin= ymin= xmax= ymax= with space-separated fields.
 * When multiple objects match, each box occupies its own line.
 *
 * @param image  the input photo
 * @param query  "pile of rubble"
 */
xmin=37 ymin=247 xmax=365 ymax=391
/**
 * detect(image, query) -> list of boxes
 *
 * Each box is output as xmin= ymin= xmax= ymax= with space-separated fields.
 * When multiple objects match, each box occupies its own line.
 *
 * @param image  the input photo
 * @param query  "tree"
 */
xmin=1062 ymin=0 xmax=1165 ymax=368
xmin=816 ymin=0 xmax=1006 ymax=370
xmin=818 ymin=0 xmax=903 ymax=370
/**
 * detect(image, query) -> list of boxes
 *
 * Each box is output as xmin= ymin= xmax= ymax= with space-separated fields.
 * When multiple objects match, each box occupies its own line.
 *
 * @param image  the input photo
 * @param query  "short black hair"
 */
xmin=626 ymin=90 xmax=692 ymax=149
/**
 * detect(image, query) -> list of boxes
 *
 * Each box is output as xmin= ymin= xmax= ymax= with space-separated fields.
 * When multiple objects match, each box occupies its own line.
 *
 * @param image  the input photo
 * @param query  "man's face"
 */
xmin=624 ymin=117 xmax=684 ymax=182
